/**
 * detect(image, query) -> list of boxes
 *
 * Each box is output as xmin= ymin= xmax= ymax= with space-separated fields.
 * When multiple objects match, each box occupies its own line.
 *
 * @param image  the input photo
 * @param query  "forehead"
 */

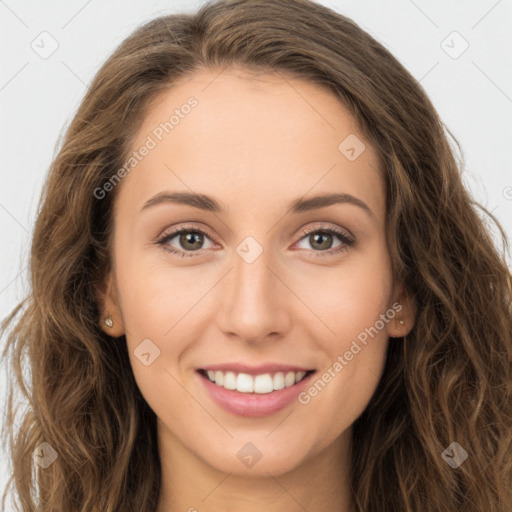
xmin=117 ymin=66 xmax=384 ymax=221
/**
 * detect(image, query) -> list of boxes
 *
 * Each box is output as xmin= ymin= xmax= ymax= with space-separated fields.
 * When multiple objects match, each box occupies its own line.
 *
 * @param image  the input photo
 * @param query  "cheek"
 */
xmin=305 ymin=244 xmax=393 ymax=347
xmin=111 ymin=248 xmax=190 ymax=396
xmin=114 ymin=239 xmax=194 ymax=337
xmin=298 ymin=247 xmax=393 ymax=423
xmin=296 ymin=334 xmax=389 ymax=458
xmin=117 ymin=269 xmax=197 ymax=423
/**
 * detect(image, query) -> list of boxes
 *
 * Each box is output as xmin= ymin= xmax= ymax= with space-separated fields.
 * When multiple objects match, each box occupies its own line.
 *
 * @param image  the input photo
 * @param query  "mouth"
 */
xmin=197 ymin=368 xmax=316 ymax=394
xmin=196 ymin=368 xmax=317 ymax=417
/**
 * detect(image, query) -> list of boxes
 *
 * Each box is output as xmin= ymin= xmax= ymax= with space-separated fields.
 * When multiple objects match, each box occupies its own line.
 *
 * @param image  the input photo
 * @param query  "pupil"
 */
xmin=312 ymin=232 xmax=331 ymax=250
xmin=182 ymin=232 xmax=203 ymax=250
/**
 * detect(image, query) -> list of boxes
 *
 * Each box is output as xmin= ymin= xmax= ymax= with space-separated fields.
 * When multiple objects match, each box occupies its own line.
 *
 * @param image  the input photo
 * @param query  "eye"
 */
xmin=294 ymin=225 xmax=355 ymax=258
xmin=156 ymin=224 xmax=216 ymax=258
xmin=156 ymin=224 xmax=355 ymax=258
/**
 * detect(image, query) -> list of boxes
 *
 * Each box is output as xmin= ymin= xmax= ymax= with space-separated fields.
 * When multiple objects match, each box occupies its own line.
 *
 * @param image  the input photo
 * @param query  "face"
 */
xmin=99 ymin=65 xmax=414 ymax=477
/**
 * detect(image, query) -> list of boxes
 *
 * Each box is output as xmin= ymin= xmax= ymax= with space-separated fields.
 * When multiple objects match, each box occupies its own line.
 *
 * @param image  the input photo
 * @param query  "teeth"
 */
xmin=203 ymin=369 xmax=311 ymax=394
xmin=273 ymin=372 xmax=285 ymax=390
xmin=295 ymin=371 xmax=306 ymax=383
xmin=284 ymin=371 xmax=295 ymax=387
xmin=254 ymin=374 xmax=274 ymax=393
xmin=237 ymin=373 xmax=254 ymax=393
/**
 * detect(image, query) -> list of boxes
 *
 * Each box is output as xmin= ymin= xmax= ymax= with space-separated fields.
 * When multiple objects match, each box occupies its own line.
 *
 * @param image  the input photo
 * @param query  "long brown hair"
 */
xmin=2 ymin=0 xmax=511 ymax=510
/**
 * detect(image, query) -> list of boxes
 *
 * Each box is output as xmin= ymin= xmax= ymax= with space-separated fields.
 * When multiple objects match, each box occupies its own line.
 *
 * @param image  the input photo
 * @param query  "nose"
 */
xmin=216 ymin=246 xmax=291 ymax=344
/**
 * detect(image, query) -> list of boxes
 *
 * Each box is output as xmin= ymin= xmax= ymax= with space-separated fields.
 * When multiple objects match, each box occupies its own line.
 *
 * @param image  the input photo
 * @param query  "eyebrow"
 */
xmin=140 ymin=191 xmax=374 ymax=218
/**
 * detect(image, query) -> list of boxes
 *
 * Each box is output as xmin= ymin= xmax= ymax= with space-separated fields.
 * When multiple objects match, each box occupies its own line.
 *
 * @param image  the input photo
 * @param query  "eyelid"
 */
xmin=297 ymin=224 xmax=354 ymax=244
xmin=156 ymin=222 xmax=218 ymax=245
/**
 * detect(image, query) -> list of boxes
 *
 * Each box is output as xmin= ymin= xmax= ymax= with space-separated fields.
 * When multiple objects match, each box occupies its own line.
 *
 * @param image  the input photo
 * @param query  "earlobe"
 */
xmin=388 ymin=283 xmax=416 ymax=338
xmin=96 ymin=273 xmax=125 ymax=337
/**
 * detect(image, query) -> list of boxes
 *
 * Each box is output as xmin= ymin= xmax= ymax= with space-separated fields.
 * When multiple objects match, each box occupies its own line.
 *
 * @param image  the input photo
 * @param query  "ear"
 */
xmin=96 ymin=271 xmax=125 ymax=337
xmin=387 ymin=282 xmax=416 ymax=338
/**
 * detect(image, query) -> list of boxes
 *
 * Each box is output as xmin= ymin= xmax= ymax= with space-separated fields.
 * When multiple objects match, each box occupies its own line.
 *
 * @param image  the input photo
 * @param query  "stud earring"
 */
xmin=104 ymin=315 xmax=113 ymax=328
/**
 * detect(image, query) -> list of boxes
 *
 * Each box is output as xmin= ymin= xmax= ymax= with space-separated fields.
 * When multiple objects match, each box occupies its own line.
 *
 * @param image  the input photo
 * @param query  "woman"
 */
xmin=2 ymin=0 xmax=511 ymax=510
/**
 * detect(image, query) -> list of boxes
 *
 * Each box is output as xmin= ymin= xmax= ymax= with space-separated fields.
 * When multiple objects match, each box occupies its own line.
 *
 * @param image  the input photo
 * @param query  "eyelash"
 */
xmin=156 ymin=223 xmax=355 ymax=259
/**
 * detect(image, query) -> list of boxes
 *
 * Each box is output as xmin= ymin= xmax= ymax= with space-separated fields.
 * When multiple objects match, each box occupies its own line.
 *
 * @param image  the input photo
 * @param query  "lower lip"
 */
xmin=197 ymin=370 xmax=316 ymax=417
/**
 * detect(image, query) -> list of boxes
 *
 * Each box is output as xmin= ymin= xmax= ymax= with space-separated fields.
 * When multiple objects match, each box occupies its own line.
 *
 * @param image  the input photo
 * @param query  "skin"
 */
xmin=98 ymin=65 xmax=416 ymax=512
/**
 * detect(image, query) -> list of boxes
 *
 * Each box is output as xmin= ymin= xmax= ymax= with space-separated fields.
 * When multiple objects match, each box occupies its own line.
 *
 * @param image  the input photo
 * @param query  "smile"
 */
xmin=199 ymin=369 xmax=314 ymax=394
xmin=197 ymin=369 xmax=317 ymax=417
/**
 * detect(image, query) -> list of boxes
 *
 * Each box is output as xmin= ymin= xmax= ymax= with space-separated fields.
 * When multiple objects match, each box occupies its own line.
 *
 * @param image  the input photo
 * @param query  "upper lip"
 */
xmin=199 ymin=363 xmax=316 ymax=375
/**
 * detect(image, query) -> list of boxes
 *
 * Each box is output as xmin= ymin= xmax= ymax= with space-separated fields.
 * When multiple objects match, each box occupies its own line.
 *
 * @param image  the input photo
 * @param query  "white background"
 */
xmin=1 ymin=0 xmax=511 ymax=505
